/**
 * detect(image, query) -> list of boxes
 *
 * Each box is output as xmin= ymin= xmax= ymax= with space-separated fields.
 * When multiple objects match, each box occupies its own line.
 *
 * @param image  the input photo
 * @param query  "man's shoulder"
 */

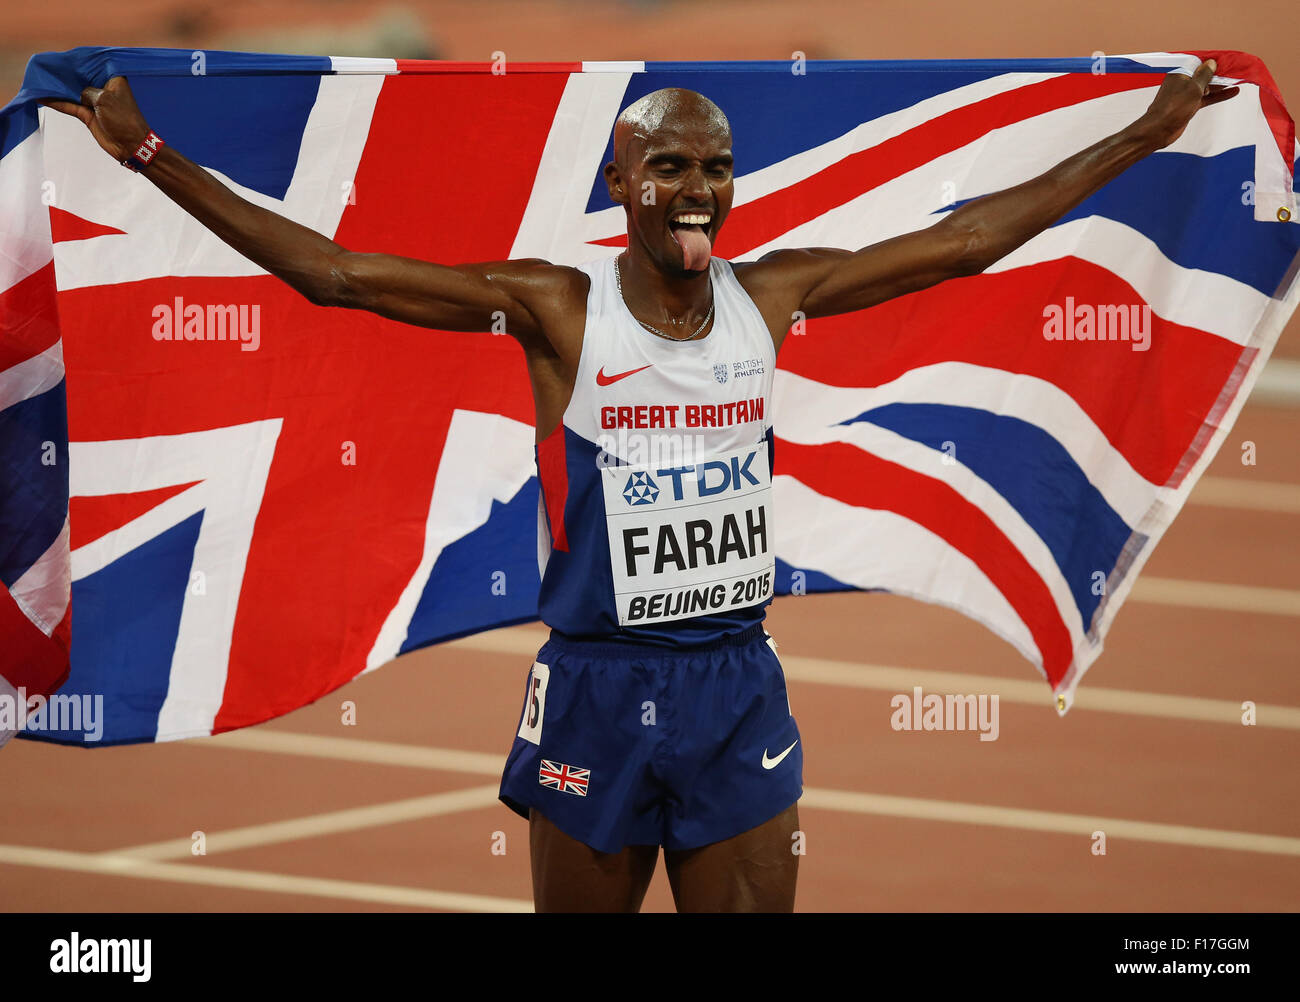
xmin=729 ymin=248 xmax=821 ymax=274
xmin=725 ymin=251 xmax=786 ymax=282
xmin=493 ymin=258 xmax=591 ymax=310
xmin=728 ymin=247 xmax=850 ymax=296
xmin=491 ymin=260 xmax=590 ymax=355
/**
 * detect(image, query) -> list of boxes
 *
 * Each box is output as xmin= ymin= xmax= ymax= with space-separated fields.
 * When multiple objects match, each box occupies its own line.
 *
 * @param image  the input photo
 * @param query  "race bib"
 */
xmin=601 ymin=440 xmax=774 ymax=625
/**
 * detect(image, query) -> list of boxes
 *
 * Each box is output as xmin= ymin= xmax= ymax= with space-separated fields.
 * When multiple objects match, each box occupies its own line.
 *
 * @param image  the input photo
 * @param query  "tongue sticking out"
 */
xmin=671 ymin=223 xmax=712 ymax=271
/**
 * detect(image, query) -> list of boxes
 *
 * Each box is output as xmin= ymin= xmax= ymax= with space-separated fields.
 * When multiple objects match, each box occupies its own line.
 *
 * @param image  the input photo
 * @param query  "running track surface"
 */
xmin=2 ymin=398 xmax=1297 ymax=913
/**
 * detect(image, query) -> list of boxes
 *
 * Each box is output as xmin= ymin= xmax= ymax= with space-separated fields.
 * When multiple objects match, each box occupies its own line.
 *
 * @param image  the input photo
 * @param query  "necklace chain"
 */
xmin=615 ymin=255 xmax=714 ymax=342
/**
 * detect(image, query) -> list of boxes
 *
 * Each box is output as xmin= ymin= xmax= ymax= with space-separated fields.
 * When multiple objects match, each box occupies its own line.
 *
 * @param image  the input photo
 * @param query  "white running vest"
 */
xmin=535 ymin=255 xmax=777 ymax=643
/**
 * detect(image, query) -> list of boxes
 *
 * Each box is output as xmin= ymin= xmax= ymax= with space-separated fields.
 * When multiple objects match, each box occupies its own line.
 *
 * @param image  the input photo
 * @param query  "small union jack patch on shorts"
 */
xmin=539 ymin=759 xmax=590 ymax=796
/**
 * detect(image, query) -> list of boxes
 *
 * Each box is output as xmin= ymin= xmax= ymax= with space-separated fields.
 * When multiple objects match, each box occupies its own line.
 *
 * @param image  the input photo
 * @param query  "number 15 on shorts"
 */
xmin=518 ymin=662 xmax=550 ymax=745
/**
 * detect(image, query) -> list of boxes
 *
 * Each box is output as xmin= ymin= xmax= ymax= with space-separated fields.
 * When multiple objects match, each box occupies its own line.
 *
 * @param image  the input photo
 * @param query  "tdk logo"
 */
xmin=623 ymin=471 xmax=660 ymax=506
xmin=624 ymin=450 xmax=761 ymax=506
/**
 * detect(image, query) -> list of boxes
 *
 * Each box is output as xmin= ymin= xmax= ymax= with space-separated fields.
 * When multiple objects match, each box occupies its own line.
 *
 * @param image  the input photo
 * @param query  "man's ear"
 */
xmin=603 ymin=161 xmax=628 ymax=206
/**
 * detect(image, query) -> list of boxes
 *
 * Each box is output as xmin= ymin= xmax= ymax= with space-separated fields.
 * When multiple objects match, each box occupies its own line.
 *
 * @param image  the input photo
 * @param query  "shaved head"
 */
xmin=613 ymin=88 xmax=731 ymax=170
xmin=604 ymin=87 xmax=734 ymax=276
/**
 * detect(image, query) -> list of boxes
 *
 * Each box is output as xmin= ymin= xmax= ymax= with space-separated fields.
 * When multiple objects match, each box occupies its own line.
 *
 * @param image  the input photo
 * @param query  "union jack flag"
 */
xmin=0 ymin=46 xmax=1296 ymax=746
xmin=539 ymin=760 xmax=591 ymax=796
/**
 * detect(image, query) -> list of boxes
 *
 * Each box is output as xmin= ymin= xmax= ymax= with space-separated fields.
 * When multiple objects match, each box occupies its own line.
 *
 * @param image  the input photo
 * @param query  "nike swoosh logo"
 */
xmin=761 ymin=740 xmax=798 ymax=770
xmin=596 ymin=364 xmax=654 ymax=386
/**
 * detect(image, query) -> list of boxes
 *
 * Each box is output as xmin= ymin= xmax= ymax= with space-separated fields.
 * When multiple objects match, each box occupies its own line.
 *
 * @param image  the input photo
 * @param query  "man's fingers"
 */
xmin=39 ymin=99 xmax=93 ymax=125
xmin=1191 ymin=59 xmax=1217 ymax=92
xmin=39 ymin=99 xmax=81 ymax=116
xmin=1201 ymin=86 xmax=1239 ymax=107
xmin=80 ymin=86 xmax=104 ymax=107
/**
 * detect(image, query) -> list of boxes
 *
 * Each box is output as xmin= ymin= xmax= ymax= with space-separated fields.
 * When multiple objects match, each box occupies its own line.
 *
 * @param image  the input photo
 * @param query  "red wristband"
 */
xmin=122 ymin=131 xmax=165 ymax=172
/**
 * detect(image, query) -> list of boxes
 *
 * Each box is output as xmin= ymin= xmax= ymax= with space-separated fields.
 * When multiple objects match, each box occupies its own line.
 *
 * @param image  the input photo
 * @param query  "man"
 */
xmin=46 ymin=59 xmax=1232 ymax=912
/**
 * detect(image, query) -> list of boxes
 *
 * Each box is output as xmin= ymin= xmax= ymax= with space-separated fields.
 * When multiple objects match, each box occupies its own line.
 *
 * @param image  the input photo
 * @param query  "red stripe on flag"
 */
xmin=69 ymin=481 xmax=201 ymax=550
xmin=394 ymin=60 xmax=581 ymax=74
xmin=48 ymin=206 xmax=127 ymax=243
xmin=0 ymin=261 xmax=61 ymax=370
xmin=1184 ymin=50 xmax=1295 ymax=172
xmin=536 ymin=423 xmax=570 ymax=552
xmin=51 ymin=601 xmax=71 ymax=655
xmin=777 ymin=438 xmax=1074 ymax=687
xmin=0 ymin=585 xmax=69 ymax=696
xmin=707 ymin=73 xmax=1165 ymax=258
xmin=777 ymin=258 xmax=1243 ymax=486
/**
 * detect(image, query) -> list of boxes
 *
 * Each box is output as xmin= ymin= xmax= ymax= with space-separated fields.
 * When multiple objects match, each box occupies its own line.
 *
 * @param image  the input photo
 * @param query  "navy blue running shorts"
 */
xmin=499 ymin=622 xmax=803 ymax=854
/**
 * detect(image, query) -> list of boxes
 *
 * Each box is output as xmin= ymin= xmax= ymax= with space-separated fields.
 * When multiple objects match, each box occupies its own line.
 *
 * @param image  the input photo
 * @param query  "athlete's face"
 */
xmin=606 ymin=109 xmax=734 ymax=276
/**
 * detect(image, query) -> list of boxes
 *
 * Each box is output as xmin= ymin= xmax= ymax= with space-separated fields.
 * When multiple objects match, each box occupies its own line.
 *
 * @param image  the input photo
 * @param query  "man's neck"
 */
xmin=618 ymin=248 xmax=713 ymax=330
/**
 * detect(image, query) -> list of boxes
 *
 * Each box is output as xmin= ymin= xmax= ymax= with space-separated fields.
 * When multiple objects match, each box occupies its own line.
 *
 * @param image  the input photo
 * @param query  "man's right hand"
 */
xmin=41 ymin=76 xmax=152 ymax=164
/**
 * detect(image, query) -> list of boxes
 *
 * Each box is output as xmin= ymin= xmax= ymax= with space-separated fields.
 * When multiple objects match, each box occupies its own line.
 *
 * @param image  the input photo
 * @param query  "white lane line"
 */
xmin=781 ymin=659 xmax=1300 ymax=728
xmin=183 ymin=731 xmax=1300 ymax=856
xmin=204 ymin=729 xmax=505 ymax=774
xmin=1249 ymin=357 xmax=1300 ymax=406
xmin=105 ymin=784 xmax=503 ymax=861
xmin=444 ymin=627 xmax=1300 ymax=727
xmin=1129 ymin=577 xmax=1300 ymax=616
xmin=1189 ymin=476 xmax=1300 ymax=514
xmin=800 ymin=789 xmax=1300 ymax=857
xmin=0 ymin=843 xmax=532 ymax=912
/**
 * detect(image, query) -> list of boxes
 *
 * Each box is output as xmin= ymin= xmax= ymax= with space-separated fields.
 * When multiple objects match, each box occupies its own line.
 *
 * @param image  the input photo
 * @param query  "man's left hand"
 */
xmin=1137 ymin=59 xmax=1239 ymax=149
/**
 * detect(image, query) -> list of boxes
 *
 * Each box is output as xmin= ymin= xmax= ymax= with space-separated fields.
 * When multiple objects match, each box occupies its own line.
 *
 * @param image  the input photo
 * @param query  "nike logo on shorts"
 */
xmin=761 ymin=740 xmax=798 ymax=770
xmin=596 ymin=363 xmax=653 ymax=386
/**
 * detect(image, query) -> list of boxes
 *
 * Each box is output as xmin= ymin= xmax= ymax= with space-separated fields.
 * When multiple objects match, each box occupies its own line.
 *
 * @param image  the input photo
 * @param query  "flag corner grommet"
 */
xmin=1279 ymin=206 xmax=1293 ymax=223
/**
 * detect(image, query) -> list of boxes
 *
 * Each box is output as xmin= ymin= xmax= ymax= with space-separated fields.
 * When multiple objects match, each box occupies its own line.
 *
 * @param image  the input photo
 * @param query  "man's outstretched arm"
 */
xmin=741 ymin=59 xmax=1236 ymax=344
xmin=42 ymin=76 xmax=576 ymax=340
